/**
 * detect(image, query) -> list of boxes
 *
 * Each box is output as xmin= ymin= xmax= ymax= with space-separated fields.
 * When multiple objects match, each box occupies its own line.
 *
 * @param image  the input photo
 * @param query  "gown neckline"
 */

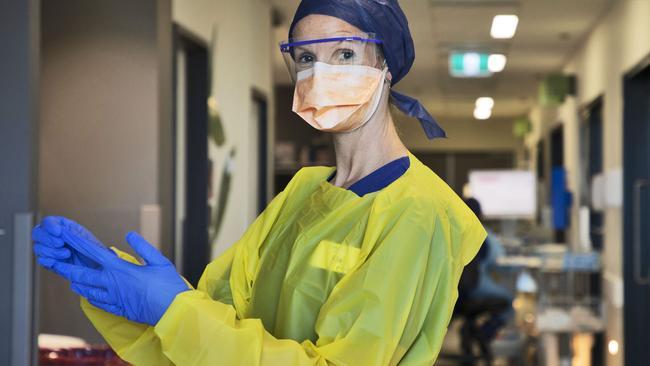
xmin=320 ymin=153 xmax=413 ymax=198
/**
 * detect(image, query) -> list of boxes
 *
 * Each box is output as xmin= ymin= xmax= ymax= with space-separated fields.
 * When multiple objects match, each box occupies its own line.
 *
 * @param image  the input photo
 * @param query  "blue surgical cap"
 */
xmin=289 ymin=0 xmax=446 ymax=139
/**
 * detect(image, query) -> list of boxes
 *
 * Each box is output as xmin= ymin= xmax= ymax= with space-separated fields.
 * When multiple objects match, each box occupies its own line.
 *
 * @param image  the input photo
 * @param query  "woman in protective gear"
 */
xmin=33 ymin=1 xmax=486 ymax=364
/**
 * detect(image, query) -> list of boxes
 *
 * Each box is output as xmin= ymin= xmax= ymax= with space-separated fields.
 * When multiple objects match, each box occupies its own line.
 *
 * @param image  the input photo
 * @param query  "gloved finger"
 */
xmin=33 ymin=243 xmax=71 ymax=260
xmin=37 ymin=256 xmax=58 ymax=270
xmin=61 ymin=229 xmax=113 ymax=264
xmin=63 ymin=218 xmax=100 ymax=242
xmin=50 ymin=261 xmax=108 ymax=288
xmin=42 ymin=216 xmax=66 ymax=236
xmin=87 ymin=299 xmax=123 ymax=317
xmin=71 ymin=282 xmax=115 ymax=305
xmin=32 ymin=225 xmax=65 ymax=248
xmin=126 ymin=231 xmax=170 ymax=266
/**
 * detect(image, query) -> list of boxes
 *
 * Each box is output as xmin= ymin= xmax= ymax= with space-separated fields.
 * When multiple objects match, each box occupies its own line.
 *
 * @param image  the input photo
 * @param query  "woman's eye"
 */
xmin=335 ymin=49 xmax=356 ymax=64
xmin=297 ymin=53 xmax=315 ymax=64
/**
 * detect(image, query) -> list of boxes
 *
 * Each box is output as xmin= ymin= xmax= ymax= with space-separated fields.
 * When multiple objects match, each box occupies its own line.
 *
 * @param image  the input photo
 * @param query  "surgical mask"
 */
xmin=292 ymin=62 xmax=389 ymax=133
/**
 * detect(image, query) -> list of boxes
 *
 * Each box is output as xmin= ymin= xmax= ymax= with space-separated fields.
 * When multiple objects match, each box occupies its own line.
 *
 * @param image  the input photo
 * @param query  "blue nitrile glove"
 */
xmin=32 ymin=216 xmax=105 ymax=269
xmin=42 ymin=230 xmax=189 ymax=326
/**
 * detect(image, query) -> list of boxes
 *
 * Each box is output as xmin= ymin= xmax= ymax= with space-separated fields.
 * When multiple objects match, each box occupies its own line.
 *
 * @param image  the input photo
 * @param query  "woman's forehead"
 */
xmin=292 ymin=14 xmax=365 ymax=40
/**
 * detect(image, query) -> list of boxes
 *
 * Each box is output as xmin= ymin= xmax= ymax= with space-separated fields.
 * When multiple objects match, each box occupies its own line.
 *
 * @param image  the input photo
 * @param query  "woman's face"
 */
xmin=290 ymin=15 xmax=384 ymax=71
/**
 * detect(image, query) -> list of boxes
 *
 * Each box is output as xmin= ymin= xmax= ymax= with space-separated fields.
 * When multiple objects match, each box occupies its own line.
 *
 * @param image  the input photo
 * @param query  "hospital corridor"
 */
xmin=2 ymin=0 xmax=650 ymax=365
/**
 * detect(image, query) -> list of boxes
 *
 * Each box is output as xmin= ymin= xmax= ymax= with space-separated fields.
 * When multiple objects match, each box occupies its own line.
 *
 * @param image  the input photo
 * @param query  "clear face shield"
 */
xmin=280 ymin=33 xmax=385 ymax=82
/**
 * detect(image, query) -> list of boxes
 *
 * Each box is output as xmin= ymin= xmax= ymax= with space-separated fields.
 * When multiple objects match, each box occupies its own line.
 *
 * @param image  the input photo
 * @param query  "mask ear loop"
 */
xmin=381 ymin=61 xmax=391 ymax=86
xmin=374 ymin=44 xmax=390 ymax=84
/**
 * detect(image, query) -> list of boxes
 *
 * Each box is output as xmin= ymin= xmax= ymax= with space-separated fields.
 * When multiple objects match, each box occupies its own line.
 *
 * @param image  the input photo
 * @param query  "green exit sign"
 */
xmin=449 ymin=52 xmax=491 ymax=78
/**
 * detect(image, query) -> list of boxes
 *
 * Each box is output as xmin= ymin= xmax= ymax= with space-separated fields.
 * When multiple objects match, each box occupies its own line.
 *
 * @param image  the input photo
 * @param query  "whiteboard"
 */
xmin=469 ymin=170 xmax=537 ymax=219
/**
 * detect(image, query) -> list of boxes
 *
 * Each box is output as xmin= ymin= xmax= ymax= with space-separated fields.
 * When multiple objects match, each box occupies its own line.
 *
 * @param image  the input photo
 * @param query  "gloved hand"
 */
xmin=32 ymin=216 xmax=105 ymax=270
xmin=42 ymin=230 xmax=189 ymax=326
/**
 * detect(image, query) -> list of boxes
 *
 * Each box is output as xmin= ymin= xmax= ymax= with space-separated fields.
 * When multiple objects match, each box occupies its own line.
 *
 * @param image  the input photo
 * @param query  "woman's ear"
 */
xmin=387 ymin=70 xmax=393 ymax=82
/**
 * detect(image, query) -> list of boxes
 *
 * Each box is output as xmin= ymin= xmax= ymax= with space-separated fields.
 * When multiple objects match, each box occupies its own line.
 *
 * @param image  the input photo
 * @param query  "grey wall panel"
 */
xmin=0 ymin=0 xmax=40 ymax=362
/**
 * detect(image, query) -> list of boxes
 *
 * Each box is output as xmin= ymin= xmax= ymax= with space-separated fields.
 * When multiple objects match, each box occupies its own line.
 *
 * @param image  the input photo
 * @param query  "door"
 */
xmin=537 ymin=140 xmax=547 ymax=226
xmin=550 ymin=126 xmax=567 ymax=242
xmin=252 ymin=90 xmax=269 ymax=213
xmin=623 ymin=61 xmax=650 ymax=365
xmin=173 ymin=27 xmax=210 ymax=286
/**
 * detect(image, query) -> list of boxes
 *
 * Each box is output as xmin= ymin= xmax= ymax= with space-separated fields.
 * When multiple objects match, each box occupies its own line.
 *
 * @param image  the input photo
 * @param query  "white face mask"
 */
xmin=292 ymin=62 xmax=389 ymax=133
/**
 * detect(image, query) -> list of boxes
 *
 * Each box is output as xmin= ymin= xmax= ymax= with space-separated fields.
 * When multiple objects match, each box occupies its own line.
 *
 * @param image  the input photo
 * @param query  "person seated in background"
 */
xmin=461 ymin=198 xmax=514 ymax=341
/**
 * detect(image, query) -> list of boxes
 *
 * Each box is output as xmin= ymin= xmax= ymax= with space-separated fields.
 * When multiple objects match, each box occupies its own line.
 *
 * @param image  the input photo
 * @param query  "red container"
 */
xmin=39 ymin=346 xmax=129 ymax=366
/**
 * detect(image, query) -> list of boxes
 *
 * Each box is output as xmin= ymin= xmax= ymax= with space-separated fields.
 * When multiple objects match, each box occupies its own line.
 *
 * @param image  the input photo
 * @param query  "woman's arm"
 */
xmin=79 ymin=248 xmax=173 ymax=365
xmin=80 ymin=244 xmax=238 ymax=365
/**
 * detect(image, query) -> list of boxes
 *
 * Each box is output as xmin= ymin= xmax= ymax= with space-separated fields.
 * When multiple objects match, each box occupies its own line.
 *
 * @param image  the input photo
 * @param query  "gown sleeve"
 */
xmin=148 ymin=200 xmax=486 ymax=366
xmin=80 ymin=248 xmax=175 ymax=366
xmin=80 ymin=245 xmax=241 ymax=365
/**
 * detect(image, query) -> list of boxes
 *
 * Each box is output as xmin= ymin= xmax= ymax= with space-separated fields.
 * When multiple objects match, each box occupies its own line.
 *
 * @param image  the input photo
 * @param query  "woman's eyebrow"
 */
xmin=294 ymin=42 xmax=341 ymax=53
xmin=294 ymin=45 xmax=312 ymax=54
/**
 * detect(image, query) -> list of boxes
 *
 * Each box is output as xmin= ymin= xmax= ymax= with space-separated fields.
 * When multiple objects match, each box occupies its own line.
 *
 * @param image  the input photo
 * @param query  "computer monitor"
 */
xmin=469 ymin=170 xmax=537 ymax=219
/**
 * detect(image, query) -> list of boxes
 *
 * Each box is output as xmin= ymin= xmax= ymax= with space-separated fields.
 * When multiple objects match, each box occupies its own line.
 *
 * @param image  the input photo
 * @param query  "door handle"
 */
xmin=634 ymin=180 xmax=650 ymax=285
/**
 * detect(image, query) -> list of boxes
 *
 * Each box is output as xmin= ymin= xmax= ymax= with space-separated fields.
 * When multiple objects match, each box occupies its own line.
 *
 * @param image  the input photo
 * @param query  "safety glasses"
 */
xmin=279 ymin=33 xmax=384 ymax=82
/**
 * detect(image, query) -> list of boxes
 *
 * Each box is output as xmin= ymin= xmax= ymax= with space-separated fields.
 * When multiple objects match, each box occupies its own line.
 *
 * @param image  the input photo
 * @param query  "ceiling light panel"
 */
xmin=474 ymin=107 xmax=492 ymax=120
xmin=476 ymin=97 xmax=495 ymax=109
xmin=491 ymin=14 xmax=519 ymax=39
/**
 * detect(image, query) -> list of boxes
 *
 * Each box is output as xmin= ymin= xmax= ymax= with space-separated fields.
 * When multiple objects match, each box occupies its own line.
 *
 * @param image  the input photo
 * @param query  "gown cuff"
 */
xmin=154 ymin=290 xmax=232 ymax=342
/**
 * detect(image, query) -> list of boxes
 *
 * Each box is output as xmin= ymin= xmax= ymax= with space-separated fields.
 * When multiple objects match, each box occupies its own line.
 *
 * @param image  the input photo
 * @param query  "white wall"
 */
xmin=172 ymin=0 xmax=274 ymax=258
xmin=525 ymin=1 xmax=650 ymax=364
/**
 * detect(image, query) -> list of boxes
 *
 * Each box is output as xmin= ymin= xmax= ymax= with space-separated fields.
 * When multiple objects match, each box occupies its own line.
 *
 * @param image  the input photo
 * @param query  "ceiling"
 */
xmin=270 ymin=0 xmax=613 ymax=121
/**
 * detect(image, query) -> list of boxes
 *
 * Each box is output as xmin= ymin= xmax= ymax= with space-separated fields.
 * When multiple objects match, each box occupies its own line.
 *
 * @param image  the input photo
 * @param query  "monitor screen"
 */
xmin=469 ymin=170 xmax=537 ymax=219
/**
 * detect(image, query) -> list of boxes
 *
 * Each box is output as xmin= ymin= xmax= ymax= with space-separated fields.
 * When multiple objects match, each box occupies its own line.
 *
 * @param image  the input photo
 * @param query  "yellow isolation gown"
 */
xmin=81 ymin=153 xmax=486 ymax=365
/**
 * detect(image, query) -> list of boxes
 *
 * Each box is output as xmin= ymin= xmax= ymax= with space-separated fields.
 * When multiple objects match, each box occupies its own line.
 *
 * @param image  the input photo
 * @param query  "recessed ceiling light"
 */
xmin=491 ymin=15 xmax=519 ymax=39
xmin=474 ymin=107 xmax=492 ymax=120
xmin=476 ymin=97 xmax=495 ymax=110
xmin=488 ymin=54 xmax=507 ymax=72
xmin=608 ymin=340 xmax=619 ymax=355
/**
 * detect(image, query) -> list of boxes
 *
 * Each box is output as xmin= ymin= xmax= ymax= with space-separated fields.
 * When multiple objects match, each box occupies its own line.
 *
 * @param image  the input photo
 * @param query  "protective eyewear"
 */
xmin=279 ymin=33 xmax=384 ymax=82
